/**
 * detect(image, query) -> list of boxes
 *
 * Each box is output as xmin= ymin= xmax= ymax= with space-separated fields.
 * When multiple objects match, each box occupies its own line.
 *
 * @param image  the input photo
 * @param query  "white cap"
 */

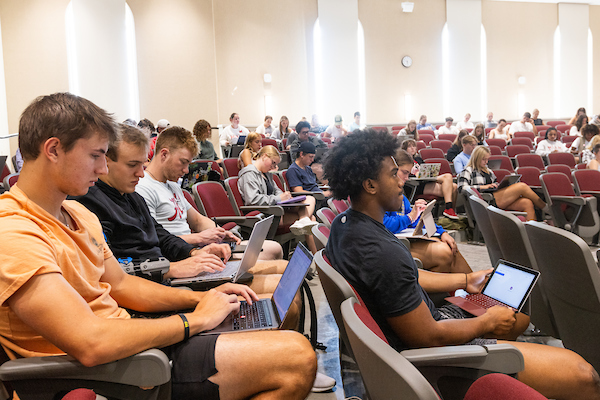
xmin=157 ymin=119 xmax=170 ymax=129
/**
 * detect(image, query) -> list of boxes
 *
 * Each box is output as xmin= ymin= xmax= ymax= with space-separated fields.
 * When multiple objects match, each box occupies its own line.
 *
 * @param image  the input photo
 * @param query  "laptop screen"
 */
xmin=273 ymin=243 xmax=313 ymax=319
xmin=482 ymin=260 xmax=539 ymax=310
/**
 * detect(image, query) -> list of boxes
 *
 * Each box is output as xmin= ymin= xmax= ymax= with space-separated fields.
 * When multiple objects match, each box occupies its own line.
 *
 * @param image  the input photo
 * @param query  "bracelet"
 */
xmin=464 ymin=273 xmax=468 ymax=290
xmin=178 ymin=314 xmax=190 ymax=341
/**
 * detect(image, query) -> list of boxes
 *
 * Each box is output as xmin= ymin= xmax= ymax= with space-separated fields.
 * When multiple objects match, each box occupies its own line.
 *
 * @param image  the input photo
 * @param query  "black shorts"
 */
xmin=437 ymin=304 xmax=497 ymax=346
xmin=161 ymin=334 xmax=220 ymax=400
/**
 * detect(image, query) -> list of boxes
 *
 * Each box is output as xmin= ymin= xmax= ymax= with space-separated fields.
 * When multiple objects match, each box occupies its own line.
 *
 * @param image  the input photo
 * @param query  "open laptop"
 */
xmin=395 ymin=199 xmax=437 ymax=239
xmin=170 ymin=215 xmax=274 ymax=287
xmin=201 ymin=242 xmax=313 ymax=334
xmin=445 ymin=259 xmax=540 ymax=316
xmin=236 ymin=135 xmax=247 ymax=145
xmin=481 ymin=174 xmax=521 ymax=193
xmin=417 ymin=163 xmax=441 ymax=179
xmin=180 ymin=161 xmax=210 ymax=190
xmin=487 ymin=159 xmax=503 ymax=170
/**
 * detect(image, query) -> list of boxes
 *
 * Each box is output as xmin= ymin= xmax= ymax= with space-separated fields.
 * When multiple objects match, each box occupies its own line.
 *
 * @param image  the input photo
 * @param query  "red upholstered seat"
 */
xmin=430 ymin=139 xmax=453 ymax=154
xmin=223 ymin=158 xmax=240 ymax=177
xmin=506 ymin=145 xmax=531 ymax=157
xmin=515 ymin=154 xmax=544 ymax=170
xmin=548 ymin=152 xmax=576 ymax=168
xmin=419 ymin=148 xmax=445 ymax=161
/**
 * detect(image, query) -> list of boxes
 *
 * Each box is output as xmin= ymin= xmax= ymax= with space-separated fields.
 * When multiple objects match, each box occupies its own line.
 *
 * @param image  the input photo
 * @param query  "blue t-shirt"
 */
xmin=286 ymin=162 xmax=321 ymax=192
xmin=453 ymin=152 xmax=471 ymax=174
xmin=325 ymin=208 xmax=441 ymax=351
xmin=383 ymin=196 xmax=445 ymax=236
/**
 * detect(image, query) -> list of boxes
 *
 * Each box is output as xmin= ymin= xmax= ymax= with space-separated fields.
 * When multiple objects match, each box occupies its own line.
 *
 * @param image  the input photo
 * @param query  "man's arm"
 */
xmin=387 ymin=301 xmax=516 ymax=348
xmin=417 ymin=269 xmax=492 ymax=293
xmin=181 ymin=207 xmax=239 ymax=246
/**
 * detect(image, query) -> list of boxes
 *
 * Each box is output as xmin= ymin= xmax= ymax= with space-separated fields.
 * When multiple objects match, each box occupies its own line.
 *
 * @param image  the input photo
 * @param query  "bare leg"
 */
xmin=245 ymin=274 xmax=282 ymax=294
xmin=211 ymin=330 xmax=317 ymax=400
xmin=499 ymin=340 xmax=600 ymax=400
xmin=425 ymin=173 xmax=456 ymax=204
xmin=494 ymin=183 xmax=546 ymax=210
xmin=409 ymin=239 xmax=472 ymax=273
xmin=233 ymin=240 xmax=283 ymax=261
xmin=248 ymin=260 xmax=287 ymax=275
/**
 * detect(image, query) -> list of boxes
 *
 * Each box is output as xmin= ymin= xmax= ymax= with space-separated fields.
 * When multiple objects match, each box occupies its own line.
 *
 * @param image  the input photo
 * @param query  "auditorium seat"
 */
xmin=316 ymin=207 xmax=336 ymax=228
xmin=510 ymin=137 xmax=533 ymax=150
xmin=486 ymin=139 xmax=507 ymax=150
xmin=488 ymin=145 xmax=502 ymax=156
xmin=223 ymin=158 xmax=240 ymax=177
xmin=513 ymin=131 xmax=535 ymax=142
xmin=438 ymin=134 xmax=457 ymax=142
xmin=430 ymin=140 xmax=453 ymax=154
xmin=489 ymin=155 xmax=514 ymax=172
xmin=419 ymin=133 xmax=435 ymax=146
xmin=546 ymin=164 xmax=573 ymax=183
xmin=555 ymin=124 xmax=572 ymax=133
xmin=419 ymin=148 xmax=445 ymax=161
xmin=546 ymin=120 xmax=566 ymax=127
xmin=548 ymin=152 xmax=576 ymax=168
xmin=561 ymin=136 xmax=577 ymax=148
xmin=505 ymin=145 xmax=531 ymax=158
xmin=515 ymin=154 xmax=544 ymax=170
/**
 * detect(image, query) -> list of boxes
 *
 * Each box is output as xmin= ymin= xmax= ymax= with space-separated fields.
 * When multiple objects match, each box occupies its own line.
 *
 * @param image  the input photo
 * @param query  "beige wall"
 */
xmin=483 ymin=0 xmax=557 ymax=120
xmin=359 ymin=0 xmax=446 ymax=123
xmin=591 ymin=5 xmax=600 ymax=115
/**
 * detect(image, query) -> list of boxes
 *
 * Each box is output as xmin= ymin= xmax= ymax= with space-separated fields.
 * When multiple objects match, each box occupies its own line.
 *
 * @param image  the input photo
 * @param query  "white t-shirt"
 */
xmin=569 ymin=126 xmax=581 ymax=137
xmin=437 ymin=125 xmax=459 ymax=135
xmin=220 ymin=125 xmax=250 ymax=146
xmin=535 ymin=140 xmax=567 ymax=156
xmin=324 ymin=124 xmax=347 ymax=140
xmin=456 ymin=120 xmax=474 ymax=130
xmin=255 ymin=124 xmax=273 ymax=136
xmin=348 ymin=121 xmax=364 ymax=132
xmin=135 ymin=172 xmax=192 ymax=236
xmin=509 ymin=121 xmax=533 ymax=134
xmin=570 ymin=137 xmax=590 ymax=152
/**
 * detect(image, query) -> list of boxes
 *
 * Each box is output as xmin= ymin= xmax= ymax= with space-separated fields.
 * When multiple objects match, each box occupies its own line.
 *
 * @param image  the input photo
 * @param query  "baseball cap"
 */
xmin=334 ymin=115 xmax=343 ymax=124
xmin=298 ymin=141 xmax=316 ymax=154
xmin=157 ymin=119 xmax=170 ymax=129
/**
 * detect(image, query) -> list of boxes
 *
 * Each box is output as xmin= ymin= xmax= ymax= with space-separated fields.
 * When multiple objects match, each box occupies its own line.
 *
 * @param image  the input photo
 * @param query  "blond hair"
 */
xmin=466 ymin=146 xmax=491 ymax=173
xmin=256 ymin=145 xmax=280 ymax=161
xmin=586 ymin=135 xmax=600 ymax=151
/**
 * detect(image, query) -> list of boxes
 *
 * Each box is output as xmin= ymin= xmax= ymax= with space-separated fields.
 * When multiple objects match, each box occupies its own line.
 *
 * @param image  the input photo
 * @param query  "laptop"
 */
xmin=170 ymin=215 xmax=274 ymax=287
xmin=236 ymin=135 xmax=247 ymax=145
xmin=395 ymin=199 xmax=438 ymax=239
xmin=417 ymin=163 xmax=440 ymax=179
xmin=180 ymin=161 xmax=210 ymax=190
xmin=481 ymin=174 xmax=521 ymax=193
xmin=445 ymin=259 xmax=540 ymax=316
xmin=201 ymin=242 xmax=313 ymax=334
xmin=487 ymin=159 xmax=503 ymax=170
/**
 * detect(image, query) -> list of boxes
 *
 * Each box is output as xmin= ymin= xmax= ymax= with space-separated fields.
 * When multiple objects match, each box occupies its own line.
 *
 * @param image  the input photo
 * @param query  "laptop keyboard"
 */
xmin=232 ymin=300 xmax=273 ymax=330
xmin=465 ymin=293 xmax=516 ymax=311
xmin=203 ymin=260 xmax=240 ymax=279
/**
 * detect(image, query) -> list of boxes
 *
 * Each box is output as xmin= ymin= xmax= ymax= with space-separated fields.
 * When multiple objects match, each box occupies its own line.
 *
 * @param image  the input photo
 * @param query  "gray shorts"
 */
xmin=437 ymin=304 xmax=498 ymax=346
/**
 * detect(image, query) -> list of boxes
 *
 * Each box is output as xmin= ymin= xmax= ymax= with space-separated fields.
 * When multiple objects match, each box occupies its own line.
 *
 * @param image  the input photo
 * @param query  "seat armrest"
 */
xmin=0 ymin=349 xmax=171 ymax=387
xmin=550 ymin=196 xmax=586 ymax=206
xmin=214 ymin=216 xmax=262 ymax=227
xmin=480 ymin=193 xmax=495 ymax=202
xmin=291 ymin=191 xmax=325 ymax=200
xmin=582 ymin=191 xmax=600 ymax=196
xmin=401 ymin=343 xmax=523 ymax=374
xmin=508 ymin=211 xmax=527 ymax=217
xmin=240 ymin=205 xmax=284 ymax=216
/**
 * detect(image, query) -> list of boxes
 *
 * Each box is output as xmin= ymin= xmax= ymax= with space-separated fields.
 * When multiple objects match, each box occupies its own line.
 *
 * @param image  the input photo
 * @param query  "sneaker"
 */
xmin=443 ymin=208 xmax=459 ymax=220
xmin=311 ymin=372 xmax=336 ymax=392
xmin=289 ymin=217 xmax=318 ymax=236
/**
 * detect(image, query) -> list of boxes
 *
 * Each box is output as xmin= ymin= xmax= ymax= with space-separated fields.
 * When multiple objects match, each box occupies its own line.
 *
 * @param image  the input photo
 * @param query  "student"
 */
xmin=586 ymin=144 xmax=600 ymax=171
xmin=219 ymin=112 xmax=249 ymax=147
xmin=238 ymin=145 xmax=318 ymax=254
xmin=437 ymin=117 xmax=459 ymax=136
xmin=458 ymin=146 xmax=547 ymax=221
xmin=536 ymin=127 xmax=568 ymax=157
xmin=255 ymin=115 xmax=274 ymax=136
xmin=383 ymin=194 xmax=472 ymax=273
xmin=348 ymin=111 xmax=364 ymax=132
xmin=570 ymin=123 xmax=598 ymax=160
xmin=238 ymin=131 xmax=262 ymax=170
xmin=456 ymin=113 xmax=474 ymax=131
xmin=272 ymin=115 xmax=293 ymax=140
xmin=532 ymin=109 xmax=544 ymax=126
xmin=569 ymin=114 xmax=588 ymax=136
xmin=446 ymin=130 xmax=468 ymax=162
xmin=471 ymin=123 xmax=486 ymax=146
xmin=509 ymin=112 xmax=538 ymax=136
xmin=488 ymin=119 xmax=511 ymax=142
xmin=581 ymin=129 xmax=600 ymax=165
xmin=323 ymin=129 xmax=600 ymax=400
xmin=0 ymin=92 xmax=316 ymax=400
xmin=453 ymin=135 xmax=477 ymax=175
xmin=399 ymin=119 xmax=419 ymax=141
xmin=192 ymin=119 xmax=224 ymax=175
xmin=416 ymin=115 xmax=434 ymax=131
xmin=286 ymin=141 xmax=332 ymax=198
xmin=485 ymin=112 xmax=497 ymax=129
xmin=401 ymin=139 xmax=458 ymax=219
xmin=568 ymin=107 xmax=586 ymax=125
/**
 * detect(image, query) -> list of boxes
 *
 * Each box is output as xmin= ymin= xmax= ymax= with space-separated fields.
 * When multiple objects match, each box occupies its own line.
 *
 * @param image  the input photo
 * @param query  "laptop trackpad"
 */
xmin=445 ymin=296 xmax=486 ymax=316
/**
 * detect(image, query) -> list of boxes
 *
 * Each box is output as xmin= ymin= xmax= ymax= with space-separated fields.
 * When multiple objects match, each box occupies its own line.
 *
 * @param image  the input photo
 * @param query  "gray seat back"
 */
xmin=467 ymin=195 xmax=502 ymax=266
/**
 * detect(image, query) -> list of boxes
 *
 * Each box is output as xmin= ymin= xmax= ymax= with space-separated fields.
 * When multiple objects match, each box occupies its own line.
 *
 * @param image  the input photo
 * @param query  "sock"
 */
xmin=445 ymin=202 xmax=453 ymax=210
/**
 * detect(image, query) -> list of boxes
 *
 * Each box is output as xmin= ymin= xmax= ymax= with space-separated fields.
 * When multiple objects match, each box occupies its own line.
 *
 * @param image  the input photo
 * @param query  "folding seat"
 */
xmin=193 ymin=159 xmax=223 ymax=180
xmin=3 ymin=173 xmax=18 ymax=190
xmin=321 ymin=137 xmax=332 ymax=145
xmin=515 ymin=154 xmax=544 ymax=170
xmin=416 ymin=141 xmax=427 ymax=151
xmin=311 ymin=224 xmax=330 ymax=251
xmin=572 ymin=169 xmax=600 ymax=206
xmin=545 ymin=165 xmax=573 ymax=183
xmin=391 ymin=130 xmax=400 ymax=136
xmin=561 ymin=136 xmax=576 ymax=148
xmin=430 ymin=140 xmax=453 ymax=154
xmin=490 ymin=168 xmax=511 ymax=183
xmin=484 ymin=127 xmax=494 ymax=134
xmin=435 ymin=124 xmax=444 ymax=130
xmin=438 ymin=134 xmax=457 ymax=142
xmin=535 ymin=125 xmax=550 ymax=132
xmin=485 ymin=139 xmax=507 ymax=150
xmin=489 ymin=155 xmax=514 ymax=172
xmin=547 ymin=152 xmax=576 ymax=168
xmin=419 ymin=148 xmax=445 ymax=161
xmin=316 ymin=207 xmax=336 ymax=228
xmin=328 ymin=198 xmax=349 ymax=214
xmin=371 ymin=126 xmax=388 ymax=133
xmin=575 ymin=163 xmax=587 ymax=170
xmin=513 ymin=131 xmax=535 ymax=142
xmin=261 ymin=138 xmax=278 ymax=149
xmin=418 ymin=133 xmax=435 ymax=146
xmin=505 ymin=145 xmax=531 ymax=158
xmin=392 ymin=125 xmax=405 ymax=131
xmin=539 ymin=173 xmax=599 ymax=239
xmin=467 ymin=194 xmax=504 ymax=265
xmin=510 ymin=137 xmax=533 ymax=150
xmin=546 ymin=120 xmax=566 ymax=127
xmin=555 ymin=124 xmax=572 ymax=133
xmin=515 ymin=166 xmax=542 ymax=191
xmin=488 ymin=145 xmax=502 ymax=156
xmin=525 ymin=221 xmax=600 ymax=371
xmin=223 ymin=158 xmax=240 ymax=177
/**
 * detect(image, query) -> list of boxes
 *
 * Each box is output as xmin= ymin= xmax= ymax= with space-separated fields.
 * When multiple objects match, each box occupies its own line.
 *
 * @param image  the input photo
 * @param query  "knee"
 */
xmin=283 ymin=331 xmax=317 ymax=387
xmin=434 ymin=243 xmax=454 ymax=265
xmin=265 ymin=240 xmax=283 ymax=259
xmin=575 ymin=360 xmax=600 ymax=393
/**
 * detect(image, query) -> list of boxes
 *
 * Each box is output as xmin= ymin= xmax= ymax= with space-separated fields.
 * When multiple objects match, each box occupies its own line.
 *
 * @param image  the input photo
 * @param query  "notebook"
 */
xmin=445 ymin=259 xmax=540 ymax=316
xmin=170 ymin=215 xmax=274 ymax=287
xmin=180 ymin=161 xmax=210 ymax=190
xmin=278 ymin=195 xmax=306 ymax=205
xmin=201 ymin=242 xmax=313 ymax=334
xmin=417 ymin=163 xmax=441 ymax=179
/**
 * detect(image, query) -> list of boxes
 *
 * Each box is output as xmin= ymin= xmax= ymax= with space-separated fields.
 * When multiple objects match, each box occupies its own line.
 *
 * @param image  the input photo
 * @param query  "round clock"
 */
xmin=401 ymin=56 xmax=412 ymax=68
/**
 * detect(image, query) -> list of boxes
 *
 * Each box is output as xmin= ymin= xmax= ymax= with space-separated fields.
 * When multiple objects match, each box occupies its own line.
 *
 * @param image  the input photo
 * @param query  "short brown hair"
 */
xmin=107 ymin=123 xmax=149 ymax=162
xmin=395 ymin=149 xmax=414 ymax=166
xmin=462 ymin=135 xmax=477 ymax=146
xmin=401 ymin=139 xmax=416 ymax=150
xmin=19 ymin=92 xmax=117 ymax=161
xmin=192 ymin=119 xmax=211 ymax=142
xmin=155 ymin=126 xmax=199 ymax=157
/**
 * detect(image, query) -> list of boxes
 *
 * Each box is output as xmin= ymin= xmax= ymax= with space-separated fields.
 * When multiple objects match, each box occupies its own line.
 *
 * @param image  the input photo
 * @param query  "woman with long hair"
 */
xmin=238 ymin=145 xmax=318 ymax=253
xmin=536 ymin=127 xmax=567 ymax=157
xmin=272 ymin=115 xmax=293 ymax=140
xmin=568 ymin=107 xmax=586 ymax=125
xmin=472 ymin=123 xmax=486 ymax=145
xmin=569 ymin=114 xmax=588 ymax=136
xmin=399 ymin=119 xmax=419 ymax=141
xmin=458 ymin=146 xmax=546 ymax=220
xmin=446 ymin=130 xmax=469 ymax=161
xmin=237 ymin=132 xmax=262 ymax=170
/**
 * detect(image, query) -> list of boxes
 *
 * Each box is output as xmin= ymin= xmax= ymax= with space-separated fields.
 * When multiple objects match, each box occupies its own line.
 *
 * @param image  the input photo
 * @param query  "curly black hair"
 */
xmin=323 ymin=129 xmax=400 ymax=201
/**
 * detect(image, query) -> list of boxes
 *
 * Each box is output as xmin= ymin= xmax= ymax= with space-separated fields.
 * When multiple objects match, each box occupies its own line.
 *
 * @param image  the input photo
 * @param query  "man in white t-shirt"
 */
xmin=323 ymin=115 xmax=348 ymax=141
xmin=437 ymin=117 xmax=459 ymax=135
xmin=219 ymin=112 xmax=250 ymax=146
xmin=137 ymin=125 xmax=284 ymax=262
xmin=347 ymin=111 xmax=365 ymax=132
xmin=509 ymin=112 xmax=538 ymax=135
xmin=456 ymin=113 xmax=474 ymax=130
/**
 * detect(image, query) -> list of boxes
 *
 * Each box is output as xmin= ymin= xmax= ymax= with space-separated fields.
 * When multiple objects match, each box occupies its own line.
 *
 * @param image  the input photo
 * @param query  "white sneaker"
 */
xmin=289 ymin=217 xmax=318 ymax=236
xmin=311 ymin=371 xmax=336 ymax=392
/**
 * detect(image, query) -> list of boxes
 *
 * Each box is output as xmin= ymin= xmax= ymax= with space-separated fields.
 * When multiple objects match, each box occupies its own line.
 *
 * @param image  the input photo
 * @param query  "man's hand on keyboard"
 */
xmin=215 ymin=283 xmax=259 ymax=305
xmin=465 ymin=268 xmax=493 ymax=293
xmin=191 ymin=289 xmax=241 ymax=332
xmin=196 ymin=243 xmax=232 ymax=263
xmin=484 ymin=305 xmax=517 ymax=336
xmin=167 ymin=253 xmax=225 ymax=279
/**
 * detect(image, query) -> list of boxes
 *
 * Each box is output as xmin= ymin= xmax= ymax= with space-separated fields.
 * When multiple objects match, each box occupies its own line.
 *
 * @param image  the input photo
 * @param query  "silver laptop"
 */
xmin=445 ymin=259 xmax=540 ymax=316
xmin=170 ymin=215 xmax=274 ymax=286
xmin=201 ymin=242 xmax=313 ymax=334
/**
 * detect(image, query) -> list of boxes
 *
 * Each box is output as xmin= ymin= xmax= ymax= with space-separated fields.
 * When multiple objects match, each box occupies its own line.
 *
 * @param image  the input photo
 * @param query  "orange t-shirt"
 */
xmin=0 ymin=186 xmax=130 ymax=358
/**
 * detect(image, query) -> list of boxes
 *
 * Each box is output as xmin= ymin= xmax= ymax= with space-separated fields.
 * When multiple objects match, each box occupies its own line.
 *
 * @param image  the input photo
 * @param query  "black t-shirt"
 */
xmin=325 ymin=208 xmax=440 ymax=351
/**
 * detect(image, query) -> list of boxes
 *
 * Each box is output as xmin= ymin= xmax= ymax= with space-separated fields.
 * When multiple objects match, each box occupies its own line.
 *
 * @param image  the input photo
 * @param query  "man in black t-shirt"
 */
xmin=324 ymin=129 xmax=600 ymax=400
